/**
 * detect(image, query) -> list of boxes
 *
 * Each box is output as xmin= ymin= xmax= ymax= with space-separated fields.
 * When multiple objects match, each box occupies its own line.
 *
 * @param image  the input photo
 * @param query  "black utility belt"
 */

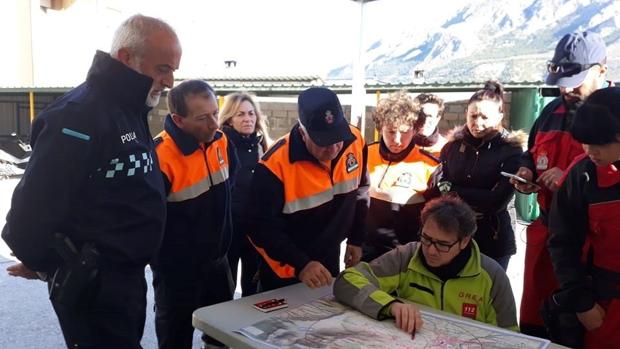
xmin=48 ymin=234 xmax=100 ymax=307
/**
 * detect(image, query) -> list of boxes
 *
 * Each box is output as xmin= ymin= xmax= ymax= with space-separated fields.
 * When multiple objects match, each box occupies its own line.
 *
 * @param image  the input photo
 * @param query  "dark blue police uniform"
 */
xmin=2 ymin=50 xmax=167 ymax=348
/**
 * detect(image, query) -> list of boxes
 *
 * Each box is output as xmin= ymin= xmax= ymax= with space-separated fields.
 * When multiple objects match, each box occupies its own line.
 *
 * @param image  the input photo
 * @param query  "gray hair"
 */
xmin=110 ymin=14 xmax=178 ymax=58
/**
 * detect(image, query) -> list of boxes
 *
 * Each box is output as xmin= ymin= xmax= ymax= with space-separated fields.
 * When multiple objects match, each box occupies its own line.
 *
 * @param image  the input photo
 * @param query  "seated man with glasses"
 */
xmin=334 ymin=196 xmax=518 ymax=334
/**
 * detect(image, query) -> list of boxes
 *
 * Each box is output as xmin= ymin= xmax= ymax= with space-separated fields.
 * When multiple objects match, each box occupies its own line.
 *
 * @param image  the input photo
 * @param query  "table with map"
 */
xmin=237 ymin=297 xmax=550 ymax=349
xmin=193 ymin=283 xmax=563 ymax=349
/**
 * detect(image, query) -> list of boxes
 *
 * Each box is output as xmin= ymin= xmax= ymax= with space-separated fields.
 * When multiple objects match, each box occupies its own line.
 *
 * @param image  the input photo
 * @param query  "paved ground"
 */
xmin=0 ymin=178 xmax=204 ymax=348
xmin=0 ymin=177 xmax=529 ymax=348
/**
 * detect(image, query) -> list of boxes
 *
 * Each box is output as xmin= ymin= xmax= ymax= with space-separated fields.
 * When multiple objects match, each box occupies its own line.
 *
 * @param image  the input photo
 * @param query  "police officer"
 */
xmin=2 ymin=14 xmax=181 ymax=348
xmin=151 ymin=79 xmax=236 ymax=349
xmin=247 ymin=87 xmax=370 ymax=291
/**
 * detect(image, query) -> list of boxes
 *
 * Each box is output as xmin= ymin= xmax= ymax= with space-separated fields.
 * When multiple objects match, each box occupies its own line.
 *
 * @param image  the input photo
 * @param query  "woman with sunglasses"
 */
xmin=334 ymin=196 xmax=518 ymax=334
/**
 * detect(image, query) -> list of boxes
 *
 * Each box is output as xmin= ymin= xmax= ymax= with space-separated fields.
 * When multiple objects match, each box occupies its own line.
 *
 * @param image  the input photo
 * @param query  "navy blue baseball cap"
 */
xmin=298 ymin=87 xmax=354 ymax=146
xmin=546 ymin=31 xmax=606 ymax=88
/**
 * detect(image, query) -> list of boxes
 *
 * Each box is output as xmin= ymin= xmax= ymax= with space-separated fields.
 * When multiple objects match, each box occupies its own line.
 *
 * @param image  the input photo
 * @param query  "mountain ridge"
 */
xmin=328 ymin=0 xmax=620 ymax=83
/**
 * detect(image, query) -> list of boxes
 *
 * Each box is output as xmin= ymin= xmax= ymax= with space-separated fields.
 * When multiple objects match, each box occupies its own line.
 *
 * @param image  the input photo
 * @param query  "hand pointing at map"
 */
xmin=389 ymin=302 xmax=423 ymax=335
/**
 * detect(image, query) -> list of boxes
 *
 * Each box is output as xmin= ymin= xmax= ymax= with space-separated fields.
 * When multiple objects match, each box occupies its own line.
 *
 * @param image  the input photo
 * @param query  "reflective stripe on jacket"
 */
xmin=157 ymin=130 xmax=230 ymax=203
xmin=247 ymin=123 xmax=370 ymax=279
xmin=263 ymin=131 xmax=364 ymax=215
xmin=153 ymin=115 xmax=236 ymax=268
xmin=334 ymin=241 xmax=519 ymax=330
xmin=367 ymin=142 xmax=438 ymax=205
xmin=364 ymin=141 xmax=439 ymax=255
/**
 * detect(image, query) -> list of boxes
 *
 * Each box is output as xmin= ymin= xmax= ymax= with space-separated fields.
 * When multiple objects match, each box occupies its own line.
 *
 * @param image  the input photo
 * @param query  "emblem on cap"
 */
xmin=325 ymin=110 xmax=334 ymax=124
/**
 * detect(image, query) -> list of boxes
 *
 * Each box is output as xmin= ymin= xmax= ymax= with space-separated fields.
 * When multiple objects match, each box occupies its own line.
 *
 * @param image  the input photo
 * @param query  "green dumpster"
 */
xmin=509 ymin=88 xmax=556 ymax=222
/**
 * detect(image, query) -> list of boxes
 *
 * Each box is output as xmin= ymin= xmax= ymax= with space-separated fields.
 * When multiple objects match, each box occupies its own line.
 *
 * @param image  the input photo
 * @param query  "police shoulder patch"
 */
xmin=345 ymin=152 xmax=359 ymax=173
xmin=261 ymin=138 xmax=287 ymax=161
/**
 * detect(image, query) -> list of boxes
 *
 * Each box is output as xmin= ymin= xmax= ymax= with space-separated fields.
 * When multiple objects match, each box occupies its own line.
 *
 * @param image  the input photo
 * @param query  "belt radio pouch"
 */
xmin=48 ymin=233 xmax=100 ymax=307
xmin=540 ymin=292 xmax=584 ymax=349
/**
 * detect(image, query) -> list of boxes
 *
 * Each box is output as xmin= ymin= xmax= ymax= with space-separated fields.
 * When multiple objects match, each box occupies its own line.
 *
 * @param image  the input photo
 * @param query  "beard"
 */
xmin=127 ymin=56 xmax=159 ymax=107
xmin=145 ymin=92 xmax=160 ymax=107
xmin=562 ymin=91 xmax=586 ymax=106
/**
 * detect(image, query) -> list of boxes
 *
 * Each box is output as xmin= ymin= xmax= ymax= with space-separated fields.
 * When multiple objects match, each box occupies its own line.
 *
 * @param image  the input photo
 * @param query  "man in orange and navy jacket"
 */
xmin=151 ymin=80 xmax=237 ymax=349
xmin=247 ymin=87 xmax=370 ymax=291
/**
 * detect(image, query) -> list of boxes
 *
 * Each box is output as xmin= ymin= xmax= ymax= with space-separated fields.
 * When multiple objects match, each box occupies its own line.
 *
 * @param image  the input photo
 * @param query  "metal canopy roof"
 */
xmin=0 ymin=78 xmax=556 ymax=96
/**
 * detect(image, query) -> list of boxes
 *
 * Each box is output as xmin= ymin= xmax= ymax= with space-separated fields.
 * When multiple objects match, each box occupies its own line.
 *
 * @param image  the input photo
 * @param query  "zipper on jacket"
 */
xmin=440 ymin=273 xmax=480 ymax=311
xmin=202 ymin=147 xmax=213 ymax=186
xmin=466 ymin=144 xmax=481 ymax=181
xmin=312 ymin=160 xmax=334 ymax=186
xmin=440 ymin=281 xmax=446 ymax=310
xmin=378 ymin=161 xmax=393 ymax=188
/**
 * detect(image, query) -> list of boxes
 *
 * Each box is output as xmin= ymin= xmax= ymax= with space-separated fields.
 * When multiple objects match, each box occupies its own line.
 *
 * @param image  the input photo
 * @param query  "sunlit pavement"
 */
xmin=0 ymin=178 xmax=203 ymax=348
xmin=0 ymin=178 xmax=528 ymax=348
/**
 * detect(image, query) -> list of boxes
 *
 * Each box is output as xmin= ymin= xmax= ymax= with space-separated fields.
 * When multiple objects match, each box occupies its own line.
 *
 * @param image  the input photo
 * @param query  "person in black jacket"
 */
xmin=246 ymin=87 xmax=370 ymax=291
xmin=219 ymin=92 xmax=272 ymax=296
xmin=434 ymin=81 xmax=525 ymax=270
xmin=152 ymin=80 xmax=237 ymax=349
xmin=2 ymin=14 xmax=181 ymax=348
xmin=548 ymin=87 xmax=620 ymax=348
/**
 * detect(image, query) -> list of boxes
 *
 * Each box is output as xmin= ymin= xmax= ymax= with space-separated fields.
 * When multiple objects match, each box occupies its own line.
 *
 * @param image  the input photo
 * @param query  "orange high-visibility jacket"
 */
xmin=364 ymin=140 xmax=439 ymax=257
xmin=152 ymin=115 xmax=237 ymax=269
xmin=247 ymin=124 xmax=369 ymax=279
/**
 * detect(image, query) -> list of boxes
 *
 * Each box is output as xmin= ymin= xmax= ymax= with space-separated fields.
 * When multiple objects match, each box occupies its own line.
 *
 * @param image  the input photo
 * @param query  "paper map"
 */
xmin=238 ymin=297 xmax=550 ymax=349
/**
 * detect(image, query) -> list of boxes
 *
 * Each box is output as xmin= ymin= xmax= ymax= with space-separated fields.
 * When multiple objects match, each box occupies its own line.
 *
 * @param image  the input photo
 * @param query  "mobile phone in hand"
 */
xmin=500 ymin=171 xmax=540 ymax=189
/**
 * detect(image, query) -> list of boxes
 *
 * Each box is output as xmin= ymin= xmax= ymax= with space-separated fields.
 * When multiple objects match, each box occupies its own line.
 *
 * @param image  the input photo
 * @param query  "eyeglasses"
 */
xmin=546 ymin=61 xmax=600 ymax=75
xmin=418 ymin=232 xmax=461 ymax=253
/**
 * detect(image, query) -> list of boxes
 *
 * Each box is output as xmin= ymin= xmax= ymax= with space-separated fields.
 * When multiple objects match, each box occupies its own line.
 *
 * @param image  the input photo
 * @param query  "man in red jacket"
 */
xmin=512 ymin=31 xmax=609 ymax=338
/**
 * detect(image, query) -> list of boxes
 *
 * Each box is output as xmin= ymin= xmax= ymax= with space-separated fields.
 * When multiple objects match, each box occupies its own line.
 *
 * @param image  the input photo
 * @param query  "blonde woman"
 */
xmin=219 ymin=92 xmax=272 ymax=296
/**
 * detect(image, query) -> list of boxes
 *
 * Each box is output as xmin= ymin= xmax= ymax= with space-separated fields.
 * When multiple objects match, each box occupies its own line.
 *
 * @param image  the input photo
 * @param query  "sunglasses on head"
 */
xmin=547 ymin=61 xmax=600 ymax=75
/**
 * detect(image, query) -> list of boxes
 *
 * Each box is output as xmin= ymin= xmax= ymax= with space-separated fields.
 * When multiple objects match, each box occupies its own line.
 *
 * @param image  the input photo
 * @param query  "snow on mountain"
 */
xmin=328 ymin=0 xmax=620 ymax=84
